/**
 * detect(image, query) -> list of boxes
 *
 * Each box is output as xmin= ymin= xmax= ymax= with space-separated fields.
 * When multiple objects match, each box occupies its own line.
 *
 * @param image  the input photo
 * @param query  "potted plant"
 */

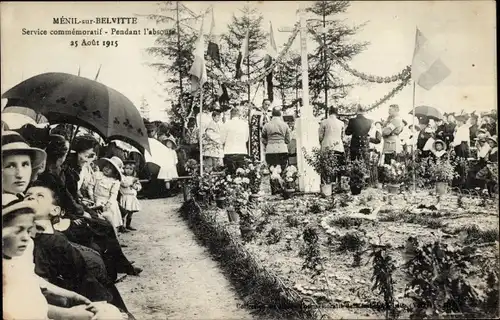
xmin=382 ymin=160 xmax=407 ymax=194
xmin=303 ymin=147 xmax=339 ymax=197
xmin=226 ymin=178 xmax=249 ymax=222
xmin=213 ymin=174 xmax=229 ymax=208
xmin=427 ymin=159 xmax=457 ymax=195
xmin=244 ymin=160 xmax=263 ymax=197
xmin=283 ymin=165 xmax=299 ymax=192
xmin=348 ymin=159 xmax=369 ymax=195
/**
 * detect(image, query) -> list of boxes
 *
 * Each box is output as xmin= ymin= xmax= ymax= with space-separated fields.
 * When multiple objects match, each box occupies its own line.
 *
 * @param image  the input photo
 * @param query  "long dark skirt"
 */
xmin=63 ymin=218 xmax=135 ymax=282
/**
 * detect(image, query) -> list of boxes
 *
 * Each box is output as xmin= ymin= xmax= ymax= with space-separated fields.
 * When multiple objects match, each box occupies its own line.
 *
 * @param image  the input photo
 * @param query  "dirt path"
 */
xmin=116 ymin=195 xmax=254 ymax=320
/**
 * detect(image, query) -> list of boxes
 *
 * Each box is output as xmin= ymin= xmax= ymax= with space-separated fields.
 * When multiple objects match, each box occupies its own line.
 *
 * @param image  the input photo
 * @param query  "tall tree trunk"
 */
xmin=322 ymin=3 xmax=328 ymax=118
xmin=176 ymin=1 xmax=186 ymax=140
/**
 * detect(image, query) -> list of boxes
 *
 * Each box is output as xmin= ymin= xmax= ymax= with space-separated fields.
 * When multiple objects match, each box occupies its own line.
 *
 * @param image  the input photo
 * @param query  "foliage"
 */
xmin=260 ymin=203 xmax=278 ymax=216
xmin=403 ymin=239 xmax=489 ymax=319
xmin=306 ymin=1 xmax=368 ymax=116
xmin=427 ymin=159 xmax=458 ymax=183
xmin=329 ymin=216 xmax=363 ymax=229
xmin=242 ymin=159 xmax=263 ymax=194
xmin=302 ymin=227 xmax=325 ymax=278
xmin=144 ymin=3 xmax=225 ymax=139
xmin=370 ymin=244 xmax=398 ymax=320
xmin=383 ymin=159 xmax=407 ymax=185
xmin=212 ymin=174 xmax=230 ymax=198
xmin=185 ymin=159 xmax=199 ymax=176
xmin=220 ymin=4 xmax=267 ymax=101
xmin=338 ymin=230 xmax=366 ymax=267
xmin=274 ymin=52 xmax=302 ymax=106
xmin=347 ymin=159 xmax=370 ymax=189
xmin=226 ymin=176 xmax=250 ymax=210
xmin=286 ymin=215 xmax=300 ymax=228
xmin=266 ymin=227 xmax=282 ymax=245
xmin=303 ymin=146 xmax=341 ymax=184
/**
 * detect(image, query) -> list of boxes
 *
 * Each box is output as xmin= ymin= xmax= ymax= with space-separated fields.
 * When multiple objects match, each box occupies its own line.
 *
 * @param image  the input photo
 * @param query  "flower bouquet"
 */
xmin=283 ymin=165 xmax=299 ymax=191
xmin=383 ymin=160 xmax=407 ymax=193
xmin=243 ymin=160 xmax=262 ymax=195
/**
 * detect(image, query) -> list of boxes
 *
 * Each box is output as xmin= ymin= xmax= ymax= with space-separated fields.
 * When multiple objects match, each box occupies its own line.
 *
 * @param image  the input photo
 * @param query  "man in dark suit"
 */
xmin=469 ymin=113 xmax=479 ymax=143
xmin=346 ymin=105 xmax=373 ymax=161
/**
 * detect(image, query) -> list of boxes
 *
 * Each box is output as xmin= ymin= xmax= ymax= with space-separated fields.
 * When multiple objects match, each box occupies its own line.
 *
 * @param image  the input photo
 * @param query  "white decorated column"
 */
xmin=296 ymin=2 xmax=321 ymax=193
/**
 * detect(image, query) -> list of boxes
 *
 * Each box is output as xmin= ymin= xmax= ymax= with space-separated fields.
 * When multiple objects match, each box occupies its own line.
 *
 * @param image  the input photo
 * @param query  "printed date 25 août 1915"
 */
xmin=70 ymin=39 xmax=118 ymax=47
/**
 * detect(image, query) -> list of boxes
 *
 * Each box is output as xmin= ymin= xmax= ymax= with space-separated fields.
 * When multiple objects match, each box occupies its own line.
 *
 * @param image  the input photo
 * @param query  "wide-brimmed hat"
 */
xmin=2 ymin=131 xmax=46 ymax=170
xmin=433 ymin=139 xmax=446 ymax=151
xmin=2 ymin=193 xmax=37 ymax=217
xmin=97 ymin=156 xmax=124 ymax=181
xmin=165 ymin=136 xmax=177 ymax=148
xmin=487 ymin=135 xmax=497 ymax=145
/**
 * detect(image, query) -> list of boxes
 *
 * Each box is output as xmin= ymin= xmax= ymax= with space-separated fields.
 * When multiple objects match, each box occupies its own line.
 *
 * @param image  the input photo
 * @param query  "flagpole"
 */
xmin=412 ymin=80 xmax=416 ymax=193
xmin=199 ymin=88 xmax=204 ymax=176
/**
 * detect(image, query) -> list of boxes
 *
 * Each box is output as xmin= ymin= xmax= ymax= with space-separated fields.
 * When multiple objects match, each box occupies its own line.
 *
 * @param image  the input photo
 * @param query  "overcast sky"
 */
xmin=1 ymin=1 xmax=496 ymax=122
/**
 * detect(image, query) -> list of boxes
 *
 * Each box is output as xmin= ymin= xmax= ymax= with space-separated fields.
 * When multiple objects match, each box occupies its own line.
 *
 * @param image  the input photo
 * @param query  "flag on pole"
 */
xmin=411 ymin=27 xmax=451 ymax=90
xmin=189 ymin=18 xmax=207 ymax=93
xmin=207 ymin=8 xmax=221 ymax=66
xmin=265 ymin=21 xmax=277 ymax=102
xmin=216 ymin=82 xmax=230 ymax=106
xmin=235 ymin=30 xmax=249 ymax=79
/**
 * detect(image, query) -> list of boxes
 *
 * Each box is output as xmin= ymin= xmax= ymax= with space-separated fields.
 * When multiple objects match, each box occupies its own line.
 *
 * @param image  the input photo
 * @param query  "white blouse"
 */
xmin=3 ymin=239 xmax=49 ymax=320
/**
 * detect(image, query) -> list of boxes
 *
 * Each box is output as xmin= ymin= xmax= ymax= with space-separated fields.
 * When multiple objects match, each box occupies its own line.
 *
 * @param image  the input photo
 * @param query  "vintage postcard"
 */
xmin=1 ymin=1 xmax=498 ymax=319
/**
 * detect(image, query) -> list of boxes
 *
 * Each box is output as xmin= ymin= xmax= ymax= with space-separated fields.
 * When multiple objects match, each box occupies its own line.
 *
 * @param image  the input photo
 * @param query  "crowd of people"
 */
xmin=1 ymin=99 xmax=496 ymax=319
xmin=2 ymin=125 xmax=145 ymax=320
xmin=189 ymin=99 xmax=497 ymax=195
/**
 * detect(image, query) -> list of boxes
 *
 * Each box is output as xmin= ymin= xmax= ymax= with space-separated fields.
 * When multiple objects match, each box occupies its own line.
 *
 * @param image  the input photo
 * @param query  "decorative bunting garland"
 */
xmin=338 ymin=73 xmax=412 ymax=117
xmin=208 ymin=23 xmax=300 ymax=87
xmin=337 ymin=62 xmax=411 ymax=83
xmin=203 ymin=20 xmax=412 ymax=117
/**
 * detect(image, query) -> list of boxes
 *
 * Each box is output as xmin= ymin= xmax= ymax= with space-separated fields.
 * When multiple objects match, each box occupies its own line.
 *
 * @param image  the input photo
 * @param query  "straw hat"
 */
xmin=97 ymin=156 xmax=124 ymax=181
xmin=2 ymin=130 xmax=46 ymax=170
xmin=433 ymin=139 xmax=447 ymax=151
xmin=2 ymin=193 xmax=37 ymax=217
xmin=487 ymin=135 xmax=497 ymax=145
xmin=165 ymin=136 xmax=177 ymax=148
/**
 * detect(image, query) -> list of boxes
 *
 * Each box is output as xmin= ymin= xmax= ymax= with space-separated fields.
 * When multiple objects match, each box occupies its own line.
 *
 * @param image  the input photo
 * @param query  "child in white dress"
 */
xmin=93 ymin=156 xmax=124 ymax=232
xmin=157 ymin=137 xmax=179 ymax=193
xmin=118 ymin=160 xmax=142 ymax=232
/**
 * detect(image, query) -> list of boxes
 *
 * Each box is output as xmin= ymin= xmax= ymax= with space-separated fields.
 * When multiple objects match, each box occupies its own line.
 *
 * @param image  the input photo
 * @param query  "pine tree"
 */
xmin=220 ymin=5 xmax=267 ymax=102
xmin=306 ymin=0 xmax=368 ymax=117
xmin=143 ymin=2 xmax=199 ymax=102
xmin=274 ymin=51 xmax=302 ymax=108
xmin=142 ymin=2 xmax=218 ymax=138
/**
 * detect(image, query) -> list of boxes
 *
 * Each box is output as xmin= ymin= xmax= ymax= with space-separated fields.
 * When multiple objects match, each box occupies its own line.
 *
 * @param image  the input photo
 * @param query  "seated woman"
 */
xmin=1 ymin=146 xmax=94 ymax=320
xmin=38 ymin=134 xmax=142 ymax=280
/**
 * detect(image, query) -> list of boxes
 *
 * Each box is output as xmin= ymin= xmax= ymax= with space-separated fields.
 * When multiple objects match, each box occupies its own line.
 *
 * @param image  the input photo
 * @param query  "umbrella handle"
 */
xmin=70 ymin=125 xmax=81 ymax=146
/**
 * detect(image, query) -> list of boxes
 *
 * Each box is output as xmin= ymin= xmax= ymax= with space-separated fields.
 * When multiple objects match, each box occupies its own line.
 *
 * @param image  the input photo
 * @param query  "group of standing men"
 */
xmin=200 ymin=100 xmax=405 ymax=180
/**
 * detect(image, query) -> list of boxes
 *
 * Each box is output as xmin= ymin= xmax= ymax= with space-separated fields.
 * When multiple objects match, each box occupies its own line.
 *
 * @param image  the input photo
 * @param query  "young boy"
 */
xmin=2 ymin=194 xmax=95 ymax=320
xmin=25 ymin=180 xmax=122 ymax=307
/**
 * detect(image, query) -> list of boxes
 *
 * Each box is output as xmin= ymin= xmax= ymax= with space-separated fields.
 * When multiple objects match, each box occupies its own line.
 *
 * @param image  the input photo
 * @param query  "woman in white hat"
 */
xmin=2 ymin=131 xmax=46 ymax=195
xmin=92 ymin=156 xmax=124 ymax=231
xmin=1 ymin=132 xmax=97 ymax=320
